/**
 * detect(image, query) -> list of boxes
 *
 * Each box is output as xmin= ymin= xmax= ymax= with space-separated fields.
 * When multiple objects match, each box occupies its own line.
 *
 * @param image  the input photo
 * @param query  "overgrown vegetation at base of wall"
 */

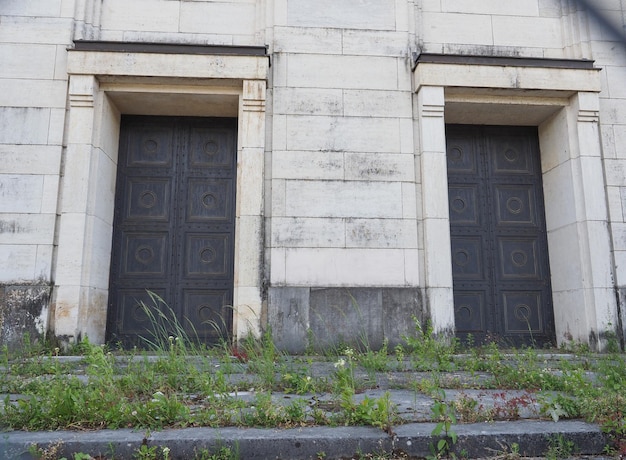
xmin=1 ymin=319 xmax=625 ymax=459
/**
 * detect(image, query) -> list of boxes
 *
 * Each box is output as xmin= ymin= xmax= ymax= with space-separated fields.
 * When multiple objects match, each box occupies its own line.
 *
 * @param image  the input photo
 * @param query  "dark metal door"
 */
xmin=446 ymin=125 xmax=555 ymax=347
xmin=106 ymin=116 xmax=236 ymax=346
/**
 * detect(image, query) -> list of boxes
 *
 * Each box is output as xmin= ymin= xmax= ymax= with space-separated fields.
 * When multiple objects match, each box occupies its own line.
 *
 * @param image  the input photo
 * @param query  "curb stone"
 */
xmin=1 ymin=420 xmax=607 ymax=459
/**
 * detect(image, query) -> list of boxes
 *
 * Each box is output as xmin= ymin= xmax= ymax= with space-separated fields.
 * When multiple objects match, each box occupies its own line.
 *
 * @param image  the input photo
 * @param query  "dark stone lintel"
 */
xmin=414 ymin=53 xmax=597 ymax=70
xmin=72 ymin=40 xmax=268 ymax=57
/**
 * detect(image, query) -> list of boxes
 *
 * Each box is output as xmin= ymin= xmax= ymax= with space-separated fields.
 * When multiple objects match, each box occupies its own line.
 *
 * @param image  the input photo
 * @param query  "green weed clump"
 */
xmin=328 ymin=347 xmax=399 ymax=432
xmin=402 ymin=318 xmax=457 ymax=371
xmin=429 ymin=389 xmax=458 ymax=459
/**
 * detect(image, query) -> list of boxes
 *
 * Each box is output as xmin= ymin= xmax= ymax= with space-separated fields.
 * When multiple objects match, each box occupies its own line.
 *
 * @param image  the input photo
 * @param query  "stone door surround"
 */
xmin=413 ymin=54 xmax=618 ymax=348
xmin=54 ymin=41 xmax=268 ymax=344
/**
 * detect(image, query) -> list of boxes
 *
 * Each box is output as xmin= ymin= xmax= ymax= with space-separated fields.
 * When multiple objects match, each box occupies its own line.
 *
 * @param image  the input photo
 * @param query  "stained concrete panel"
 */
xmin=0 ymin=283 xmax=51 ymax=351
xmin=267 ymin=287 xmax=310 ymax=353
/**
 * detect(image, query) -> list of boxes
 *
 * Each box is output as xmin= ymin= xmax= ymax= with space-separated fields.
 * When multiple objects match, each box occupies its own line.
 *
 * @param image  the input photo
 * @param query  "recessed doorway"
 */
xmin=106 ymin=116 xmax=237 ymax=346
xmin=446 ymin=125 xmax=555 ymax=347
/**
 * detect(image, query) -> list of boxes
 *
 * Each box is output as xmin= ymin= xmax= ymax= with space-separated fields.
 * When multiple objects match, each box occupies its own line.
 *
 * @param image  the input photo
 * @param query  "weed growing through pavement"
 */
xmin=545 ymin=433 xmax=577 ymax=460
xmin=428 ymin=389 xmax=458 ymax=459
xmin=358 ymin=339 xmax=391 ymax=373
xmin=403 ymin=317 xmax=457 ymax=372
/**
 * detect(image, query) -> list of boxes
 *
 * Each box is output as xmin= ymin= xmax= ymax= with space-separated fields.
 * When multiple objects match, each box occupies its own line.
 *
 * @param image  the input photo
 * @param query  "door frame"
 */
xmin=413 ymin=54 xmax=619 ymax=349
xmin=52 ymin=43 xmax=268 ymax=344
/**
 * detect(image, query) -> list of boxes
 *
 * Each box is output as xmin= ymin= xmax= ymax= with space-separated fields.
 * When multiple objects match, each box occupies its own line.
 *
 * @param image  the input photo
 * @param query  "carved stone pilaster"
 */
xmin=68 ymin=75 xmax=98 ymax=108
xmin=420 ymin=102 xmax=445 ymax=119
xmin=68 ymin=93 xmax=95 ymax=108
xmin=578 ymin=108 xmax=599 ymax=123
xmin=73 ymin=0 xmax=102 ymax=41
xmin=242 ymin=80 xmax=267 ymax=113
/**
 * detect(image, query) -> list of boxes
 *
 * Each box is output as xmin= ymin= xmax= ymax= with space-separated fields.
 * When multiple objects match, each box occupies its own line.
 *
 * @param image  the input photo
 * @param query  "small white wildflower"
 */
xmin=334 ymin=358 xmax=346 ymax=368
xmin=131 ymin=410 xmax=138 ymax=416
xmin=344 ymin=348 xmax=355 ymax=358
xmin=162 ymin=447 xmax=170 ymax=455
xmin=306 ymin=376 xmax=311 ymax=381
xmin=168 ymin=336 xmax=174 ymax=342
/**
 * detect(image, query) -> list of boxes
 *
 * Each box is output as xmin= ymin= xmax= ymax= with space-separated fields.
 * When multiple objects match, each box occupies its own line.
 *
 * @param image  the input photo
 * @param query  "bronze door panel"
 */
xmin=107 ymin=116 xmax=237 ymax=346
xmin=447 ymin=125 xmax=555 ymax=346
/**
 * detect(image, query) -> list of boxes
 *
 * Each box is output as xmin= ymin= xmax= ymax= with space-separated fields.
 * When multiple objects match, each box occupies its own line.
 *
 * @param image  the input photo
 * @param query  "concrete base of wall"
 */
xmin=268 ymin=286 xmax=424 ymax=353
xmin=0 ymin=282 xmax=51 ymax=351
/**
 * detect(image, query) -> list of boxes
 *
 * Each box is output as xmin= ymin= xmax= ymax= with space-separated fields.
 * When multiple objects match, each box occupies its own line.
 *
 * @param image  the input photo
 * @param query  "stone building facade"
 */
xmin=1 ymin=0 xmax=625 ymax=351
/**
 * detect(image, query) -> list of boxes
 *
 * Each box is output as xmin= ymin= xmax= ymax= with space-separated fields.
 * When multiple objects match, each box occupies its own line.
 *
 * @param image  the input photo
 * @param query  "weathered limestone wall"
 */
xmin=419 ymin=0 xmax=567 ymax=58
xmin=99 ymin=0 xmax=259 ymax=45
xmin=1 ymin=0 xmax=625 ymax=350
xmin=265 ymin=0 xmax=424 ymax=351
xmin=589 ymin=1 xmax=626 ymax=345
xmin=0 ymin=1 xmax=74 ymax=346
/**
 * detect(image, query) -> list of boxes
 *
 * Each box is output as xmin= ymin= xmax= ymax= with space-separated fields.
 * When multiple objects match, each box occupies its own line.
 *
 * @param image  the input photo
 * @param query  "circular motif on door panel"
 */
xmin=511 ymin=250 xmax=528 ymax=267
xmin=453 ymin=249 xmax=470 ymax=266
xmin=204 ymin=140 xmax=219 ymax=156
xmin=449 ymin=147 xmax=463 ymax=163
xmin=456 ymin=305 xmax=472 ymax=320
xmin=451 ymin=197 xmax=467 ymax=213
xmin=506 ymin=197 xmax=523 ymax=214
xmin=135 ymin=245 xmax=155 ymax=264
xmin=144 ymin=139 xmax=158 ymax=153
xmin=200 ymin=247 xmax=216 ymax=263
xmin=198 ymin=304 xmax=214 ymax=321
xmin=201 ymin=193 xmax=217 ymax=209
xmin=139 ymin=190 xmax=157 ymax=209
xmin=132 ymin=305 xmax=149 ymax=322
xmin=504 ymin=149 xmax=519 ymax=162
xmin=514 ymin=304 xmax=531 ymax=322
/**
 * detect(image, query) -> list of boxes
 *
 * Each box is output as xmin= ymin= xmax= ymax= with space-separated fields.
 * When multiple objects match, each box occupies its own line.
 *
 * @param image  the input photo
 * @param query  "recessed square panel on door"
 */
xmin=454 ymin=292 xmax=486 ymax=333
xmin=183 ymin=289 xmax=233 ymax=340
xmin=502 ymin=291 xmax=544 ymax=334
xmin=491 ymin=135 xmax=534 ymax=175
xmin=498 ymin=237 xmax=541 ymax=279
xmin=126 ymin=127 xmax=173 ymax=168
xmin=451 ymin=236 xmax=485 ymax=280
xmin=447 ymin=137 xmax=478 ymax=174
xmin=448 ymin=186 xmax=480 ymax=226
xmin=125 ymin=178 xmax=171 ymax=221
xmin=117 ymin=289 xmax=169 ymax=336
xmin=495 ymin=185 xmax=537 ymax=226
xmin=187 ymin=179 xmax=233 ymax=222
xmin=184 ymin=234 xmax=231 ymax=277
xmin=121 ymin=232 xmax=168 ymax=277
xmin=189 ymin=127 xmax=235 ymax=169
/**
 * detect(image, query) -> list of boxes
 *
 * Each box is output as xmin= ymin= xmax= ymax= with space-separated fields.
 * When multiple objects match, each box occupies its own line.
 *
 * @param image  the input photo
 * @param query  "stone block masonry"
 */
xmin=0 ymin=0 xmax=625 ymax=351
